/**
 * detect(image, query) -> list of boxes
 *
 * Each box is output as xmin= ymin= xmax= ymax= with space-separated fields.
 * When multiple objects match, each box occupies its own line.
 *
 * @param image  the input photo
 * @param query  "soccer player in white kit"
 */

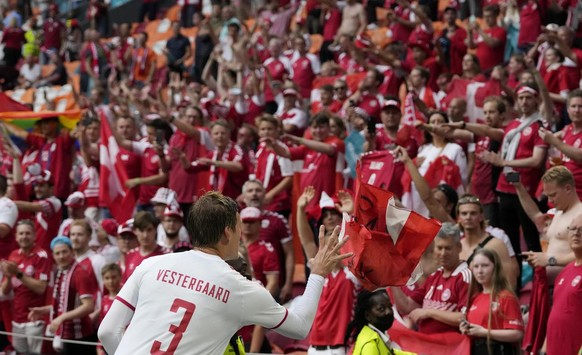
xmin=98 ymin=191 xmax=352 ymax=354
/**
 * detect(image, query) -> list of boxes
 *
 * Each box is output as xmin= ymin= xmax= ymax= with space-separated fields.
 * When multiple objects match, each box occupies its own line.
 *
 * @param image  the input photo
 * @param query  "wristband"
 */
xmin=462 ymin=122 xmax=466 ymax=129
xmin=16 ymin=271 xmax=23 ymax=279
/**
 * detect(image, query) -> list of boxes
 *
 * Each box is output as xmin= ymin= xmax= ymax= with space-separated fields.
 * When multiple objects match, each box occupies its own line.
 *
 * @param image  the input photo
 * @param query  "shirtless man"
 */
xmin=337 ymin=0 xmax=366 ymax=38
xmin=514 ymin=166 xmax=582 ymax=284
xmin=456 ymin=194 xmax=519 ymax=288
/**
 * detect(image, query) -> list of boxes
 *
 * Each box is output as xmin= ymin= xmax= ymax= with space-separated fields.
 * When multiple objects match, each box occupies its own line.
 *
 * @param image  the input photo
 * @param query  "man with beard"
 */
xmin=157 ymin=205 xmax=189 ymax=249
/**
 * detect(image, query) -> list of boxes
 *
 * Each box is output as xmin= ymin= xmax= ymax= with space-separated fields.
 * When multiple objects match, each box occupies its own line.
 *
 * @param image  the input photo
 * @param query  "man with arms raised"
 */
xmin=98 ymin=192 xmax=352 ymax=354
xmin=514 ymin=166 xmax=582 ymax=284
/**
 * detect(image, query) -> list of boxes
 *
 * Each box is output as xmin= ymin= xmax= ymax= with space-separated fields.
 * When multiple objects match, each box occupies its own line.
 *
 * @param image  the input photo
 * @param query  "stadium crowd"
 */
xmin=0 ymin=0 xmax=581 ymax=353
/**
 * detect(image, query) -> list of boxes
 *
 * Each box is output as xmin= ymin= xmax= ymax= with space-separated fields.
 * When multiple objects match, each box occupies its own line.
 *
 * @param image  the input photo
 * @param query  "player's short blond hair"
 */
xmin=542 ymin=166 xmax=575 ymax=187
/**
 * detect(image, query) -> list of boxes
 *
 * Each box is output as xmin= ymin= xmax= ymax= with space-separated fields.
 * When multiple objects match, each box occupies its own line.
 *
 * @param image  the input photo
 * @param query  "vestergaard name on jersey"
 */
xmin=156 ymin=268 xmax=231 ymax=304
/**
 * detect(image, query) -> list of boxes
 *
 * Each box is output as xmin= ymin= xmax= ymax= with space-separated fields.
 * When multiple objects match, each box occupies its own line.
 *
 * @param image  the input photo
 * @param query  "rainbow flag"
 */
xmin=0 ymin=92 xmax=81 ymax=130
xmin=0 ymin=110 xmax=82 ymax=130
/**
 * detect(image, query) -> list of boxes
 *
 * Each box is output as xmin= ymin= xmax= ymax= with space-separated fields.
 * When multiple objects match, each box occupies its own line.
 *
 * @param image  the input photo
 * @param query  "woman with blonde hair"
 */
xmin=461 ymin=248 xmax=523 ymax=355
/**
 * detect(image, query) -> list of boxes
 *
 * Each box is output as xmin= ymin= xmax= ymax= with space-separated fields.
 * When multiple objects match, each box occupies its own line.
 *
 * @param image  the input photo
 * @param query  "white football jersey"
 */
xmin=112 ymin=250 xmax=289 ymax=354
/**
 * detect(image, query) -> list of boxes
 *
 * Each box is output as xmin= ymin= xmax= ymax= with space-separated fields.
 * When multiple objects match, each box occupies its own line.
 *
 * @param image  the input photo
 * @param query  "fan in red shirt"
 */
xmin=182 ymin=119 xmax=252 ymax=200
xmin=0 ymin=221 xmax=52 ymax=355
xmin=518 ymin=0 xmax=543 ymax=50
xmin=372 ymin=99 xmax=419 ymax=198
xmin=268 ymin=113 xmax=345 ymax=216
xmin=164 ymin=106 xmax=214 ymax=212
xmin=42 ymin=5 xmax=66 ymax=53
xmin=290 ymin=36 xmax=321 ymax=100
xmin=276 ymin=88 xmax=308 ymax=136
xmin=14 ymin=167 xmax=63 ymax=254
xmin=345 ymin=69 xmax=384 ymax=121
xmin=100 ymin=263 xmax=122 ymax=324
xmin=6 ymin=116 xmax=75 ymax=201
xmin=254 ymin=115 xmax=293 ymax=214
xmin=539 ymin=90 xmax=582 ymax=199
xmin=437 ymin=7 xmax=468 ymax=76
xmin=546 ymin=213 xmax=582 ymax=355
xmin=123 ymin=212 xmax=168 ymax=282
xmin=262 ymin=38 xmax=291 ymax=106
xmin=113 ymin=119 xmax=170 ymax=211
xmin=28 ymin=237 xmax=98 ymax=354
xmin=1 ymin=17 xmax=25 ymax=67
xmin=311 ymin=85 xmax=343 ymax=115
xmin=296 ymin=187 xmax=361 ymax=353
xmin=240 ymin=207 xmax=280 ymax=296
xmin=391 ymin=223 xmax=470 ymax=334
xmin=467 ymin=5 xmax=506 ymax=73
xmin=112 ymin=117 xmax=142 ymax=187
xmin=241 ymin=179 xmax=295 ymax=302
xmin=461 ymin=249 xmax=523 ymax=353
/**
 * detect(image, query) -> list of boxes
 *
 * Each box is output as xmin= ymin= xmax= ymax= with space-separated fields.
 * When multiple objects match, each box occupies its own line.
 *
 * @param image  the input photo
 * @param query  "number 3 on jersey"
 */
xmin=151 ymin=298 xmax=196 ymax=355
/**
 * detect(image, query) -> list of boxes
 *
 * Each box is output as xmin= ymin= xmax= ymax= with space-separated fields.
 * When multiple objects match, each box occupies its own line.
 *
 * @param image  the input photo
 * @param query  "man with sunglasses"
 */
xmin=456 ymin=194 xmax=518 ymax=289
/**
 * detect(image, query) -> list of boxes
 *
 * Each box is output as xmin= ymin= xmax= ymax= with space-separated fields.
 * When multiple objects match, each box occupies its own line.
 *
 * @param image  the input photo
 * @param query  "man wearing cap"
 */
xmin=150 ymin=188 xmax=191 ymax=242
xmin=242 ymin=179 xmax=294 ymax=300
xmin=29 ymin=237 xmax=99 ymax=354
xmin=57 ymin=191 xmax=98 ymax=242
xmin=276 ymin=88 xmax=308 ymax=136
xmin=290 ymin=35 xmax=321 ymax=100
xmin=0 ymin=220 xmax=51 ymax=355
xmin=14 ymin=167 xmax=63 ymax=254
xmin=116 ymin=219 xmax=139 ymax=274
xmin=5 ymin=116 xmax=75 ymax=202
xmin=113 ymin=118 xmax=169 ymax=212
xmin=478 ymin=83 xmax=548 ymax=259
xmin=368 ymin=97 xmax=418 ymax=197
xmin=296 ymin=186 xmax=361 ymax=355
xmin=241 ymin=207 xmax=280 ymax=297
xmin=158 ymin=205 xmax=190 ymax=250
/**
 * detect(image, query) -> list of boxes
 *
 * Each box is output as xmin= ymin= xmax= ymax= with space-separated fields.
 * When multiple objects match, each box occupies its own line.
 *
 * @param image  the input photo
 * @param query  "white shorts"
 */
xmin=11 ymin=321 xmax=45 ymax=354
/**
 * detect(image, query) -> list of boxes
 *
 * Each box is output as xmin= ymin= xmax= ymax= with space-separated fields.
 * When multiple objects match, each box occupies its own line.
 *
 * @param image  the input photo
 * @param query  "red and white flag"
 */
xmin=99 ymin=114 xmax=136 ymax=223
xmin=339 ymin=180 xmax=441 ymax=289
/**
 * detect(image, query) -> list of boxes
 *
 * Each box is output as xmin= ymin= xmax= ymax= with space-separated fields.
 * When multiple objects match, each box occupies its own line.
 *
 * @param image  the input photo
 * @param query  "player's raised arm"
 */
xmin=244 ymin=226 xmax=353 ymax=339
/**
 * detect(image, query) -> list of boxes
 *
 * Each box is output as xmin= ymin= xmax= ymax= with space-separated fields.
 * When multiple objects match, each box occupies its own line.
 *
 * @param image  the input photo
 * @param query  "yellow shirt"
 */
xmin=352 ymin=325 xmax=416 ymax=355
xmin=223 ymin=336 xmax=245 ymax=355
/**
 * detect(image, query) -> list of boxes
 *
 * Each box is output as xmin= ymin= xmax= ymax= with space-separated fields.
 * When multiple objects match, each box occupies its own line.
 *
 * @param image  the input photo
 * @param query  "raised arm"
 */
xmin=394 ymin=146 xmax=455 ymax=223
xmin=285 ymin=134 xmax=336 ymax=156
xmin=296 ymin=186 xmax=318 ymax=260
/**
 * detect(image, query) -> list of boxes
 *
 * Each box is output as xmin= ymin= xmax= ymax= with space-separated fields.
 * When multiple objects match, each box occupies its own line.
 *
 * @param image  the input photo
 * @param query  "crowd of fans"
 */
xmin=0 ymin=0 xmax=582 ymax=353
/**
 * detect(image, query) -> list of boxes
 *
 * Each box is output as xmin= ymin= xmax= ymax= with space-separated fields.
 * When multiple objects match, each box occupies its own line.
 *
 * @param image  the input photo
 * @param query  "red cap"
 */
xmin=240 ymin=207 xmax=262 ymax=222
xmin=117 ymin=219 xmax=136 ymax=237
xmin=164 ymin=204 xmax=184 ymax=220
xmin=101 ymin=219 xmax=119 ymax=237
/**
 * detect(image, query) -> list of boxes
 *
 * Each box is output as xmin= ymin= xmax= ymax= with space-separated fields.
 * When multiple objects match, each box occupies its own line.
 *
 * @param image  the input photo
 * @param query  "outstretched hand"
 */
xmin=298 ymin=186 xmax=316 ymax=210
xmin=309 ymin=225 xmax=353 ymax=277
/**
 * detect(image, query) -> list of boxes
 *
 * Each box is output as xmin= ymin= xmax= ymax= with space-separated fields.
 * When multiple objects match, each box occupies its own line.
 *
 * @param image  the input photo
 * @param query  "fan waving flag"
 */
xmin=340 ymin=178 xmax=441 ymax=290
xmin=99 ymin=113 xmax=136 ymax=223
